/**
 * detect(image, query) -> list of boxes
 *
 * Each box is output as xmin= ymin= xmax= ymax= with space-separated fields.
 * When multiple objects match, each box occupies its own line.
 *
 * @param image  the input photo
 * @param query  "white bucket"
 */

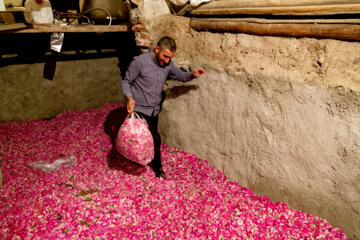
xmin=24 ymin=0 xmax=53 ymax=24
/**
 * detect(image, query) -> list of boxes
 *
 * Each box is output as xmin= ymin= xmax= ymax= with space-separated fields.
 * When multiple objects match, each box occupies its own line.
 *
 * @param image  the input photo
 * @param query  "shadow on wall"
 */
xmin=0 ymin=32 xmax=138 ymax=79
xmin=165 ymin=85 xmax=199 ymax=99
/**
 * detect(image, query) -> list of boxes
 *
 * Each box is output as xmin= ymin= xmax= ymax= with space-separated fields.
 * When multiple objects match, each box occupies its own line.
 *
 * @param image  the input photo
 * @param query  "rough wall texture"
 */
xmin=146 ymin=15 xmax=360 ymax=239
xmin=0 ymin=57 xmax=125 ymax=122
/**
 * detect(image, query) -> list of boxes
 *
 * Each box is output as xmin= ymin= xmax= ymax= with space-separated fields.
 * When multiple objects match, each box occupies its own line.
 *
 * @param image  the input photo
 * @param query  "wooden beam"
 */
xmin=1 ymin=8 xmax=33 ymax=24
xmin=192 ymin=17 xmax=360 ymax=24
xmin=0 ymin=23 xmax=26 ymax=31
xmin=192 ymin=0 xmax=360 ymax=8
xmin=191 ymin=1 xmax=360 ymax=15
xmin=3 ymin=24 xmax=132 ymax=33
xmin=190 ymin=18 xmax=360 ymax=41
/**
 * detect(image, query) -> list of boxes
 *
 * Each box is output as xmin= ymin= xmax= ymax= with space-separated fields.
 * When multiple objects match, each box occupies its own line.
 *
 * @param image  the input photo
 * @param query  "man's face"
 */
xmin=154 ymin=46 xmax=175 ymax=67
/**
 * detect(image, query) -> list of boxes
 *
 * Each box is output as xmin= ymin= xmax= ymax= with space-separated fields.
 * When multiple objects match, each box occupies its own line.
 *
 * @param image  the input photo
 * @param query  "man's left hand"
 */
xmin=192 ymin=68 xmax=207 ymax=78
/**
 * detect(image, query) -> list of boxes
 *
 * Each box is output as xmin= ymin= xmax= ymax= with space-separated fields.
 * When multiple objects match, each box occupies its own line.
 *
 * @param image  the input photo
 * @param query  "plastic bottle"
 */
xmin=24 ymin=0 xmax=53 ymax=24
xmin=0 ymin=0 xmax=5 ymax=11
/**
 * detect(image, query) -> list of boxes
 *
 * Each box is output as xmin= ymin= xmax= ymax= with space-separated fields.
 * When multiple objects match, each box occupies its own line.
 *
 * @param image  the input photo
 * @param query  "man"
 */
xmin=121 ymin=36 xmax=206 ymax=179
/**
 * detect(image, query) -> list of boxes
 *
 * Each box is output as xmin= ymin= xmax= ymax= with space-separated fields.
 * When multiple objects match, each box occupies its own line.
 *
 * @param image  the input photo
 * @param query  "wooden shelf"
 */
xmin=0 ymin=23 xmax=26 ymax=31
xmin=1 ymin=7 xmax=132 ymax=33
xmin=1 ymin=23 xmax=132 ymax=33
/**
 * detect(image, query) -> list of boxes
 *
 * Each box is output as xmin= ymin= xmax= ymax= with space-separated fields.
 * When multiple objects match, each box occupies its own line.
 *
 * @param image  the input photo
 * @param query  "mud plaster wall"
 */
xmin=146 ymin=15 xmax=360 ymax=239
xmin=0 ymin=57 xmax=126 ymax=123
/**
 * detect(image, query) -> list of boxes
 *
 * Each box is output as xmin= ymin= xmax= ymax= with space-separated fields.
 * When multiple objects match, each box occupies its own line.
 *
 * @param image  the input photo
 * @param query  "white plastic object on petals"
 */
xmin=24 ymin=0 xmax=53 ymax=24
xmin=27 ymin=155 xmax=78 ymax=173
xmin=116 ymin=113 xmax=154 ymax=165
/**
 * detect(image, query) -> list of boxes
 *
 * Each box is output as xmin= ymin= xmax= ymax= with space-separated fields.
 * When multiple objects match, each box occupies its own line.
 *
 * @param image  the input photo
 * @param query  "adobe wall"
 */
xmin=146 ymin=15 xmax=360 ymax=239
xmin=0 ymin=57 xmax=125 ymax=122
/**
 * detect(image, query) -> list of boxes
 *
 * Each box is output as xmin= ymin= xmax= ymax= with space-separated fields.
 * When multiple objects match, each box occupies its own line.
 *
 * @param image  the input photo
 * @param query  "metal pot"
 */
xmin=81 ymin=0 xmax=129 ymax=23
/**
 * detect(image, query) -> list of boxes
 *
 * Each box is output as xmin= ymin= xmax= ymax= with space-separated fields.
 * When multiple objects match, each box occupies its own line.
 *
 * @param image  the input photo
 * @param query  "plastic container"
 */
xmin=0 ymin=0 xmax=6 ymax=11
xmin=24 ymin=0 xmax=53 ymax=24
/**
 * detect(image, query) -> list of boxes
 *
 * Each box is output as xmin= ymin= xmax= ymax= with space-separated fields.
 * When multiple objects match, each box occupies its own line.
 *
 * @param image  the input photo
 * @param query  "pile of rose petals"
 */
xmin=0 ymin=103 xmax=349 ymax=239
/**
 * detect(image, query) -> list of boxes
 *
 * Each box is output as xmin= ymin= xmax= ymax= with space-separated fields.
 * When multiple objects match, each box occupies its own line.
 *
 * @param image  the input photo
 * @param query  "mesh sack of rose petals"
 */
xmin=116 ymin=113 xmax=154 ymax=165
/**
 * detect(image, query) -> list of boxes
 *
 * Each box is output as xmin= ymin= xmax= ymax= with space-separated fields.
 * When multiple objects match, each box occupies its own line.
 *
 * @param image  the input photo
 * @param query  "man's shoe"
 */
xmin=155 ymin=167 xmax=166 ymax=179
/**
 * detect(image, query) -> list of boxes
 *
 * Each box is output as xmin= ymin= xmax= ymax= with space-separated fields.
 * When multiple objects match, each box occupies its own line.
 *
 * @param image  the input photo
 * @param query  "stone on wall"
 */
xmin=126 ymin=0 xmax=169 ymax=52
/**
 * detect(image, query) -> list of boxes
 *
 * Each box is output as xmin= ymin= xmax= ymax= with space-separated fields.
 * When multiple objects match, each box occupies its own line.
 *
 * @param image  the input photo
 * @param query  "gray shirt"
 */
xmin=121 ymin=51 xmax=193 ymax=116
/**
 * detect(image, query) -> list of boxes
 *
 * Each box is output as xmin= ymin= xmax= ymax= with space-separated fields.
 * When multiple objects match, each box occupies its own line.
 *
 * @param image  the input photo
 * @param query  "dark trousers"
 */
xmin=137 ymin=112 xmax=162 ymax=170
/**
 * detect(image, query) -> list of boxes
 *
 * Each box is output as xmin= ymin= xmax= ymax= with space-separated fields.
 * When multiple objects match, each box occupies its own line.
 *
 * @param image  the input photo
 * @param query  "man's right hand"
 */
xmin=127 ymin=97 xmax=135 ymax=114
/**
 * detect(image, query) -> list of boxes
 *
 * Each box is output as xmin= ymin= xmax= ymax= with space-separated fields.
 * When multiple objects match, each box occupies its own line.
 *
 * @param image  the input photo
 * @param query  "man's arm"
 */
xmin=191 ymin=68 xmax=207 ymax=78
xmin=121 ymin=57 xmax=141 ymax=114
xmin=168 ymin=62 xmax=206 ymax=82
xmin=127 ymin=97 xmax=135 ymax=114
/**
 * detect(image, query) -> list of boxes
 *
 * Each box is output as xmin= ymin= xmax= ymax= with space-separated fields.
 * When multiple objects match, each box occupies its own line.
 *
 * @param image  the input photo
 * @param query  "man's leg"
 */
xmin=137 ymin=112 xmax=166 ymax=178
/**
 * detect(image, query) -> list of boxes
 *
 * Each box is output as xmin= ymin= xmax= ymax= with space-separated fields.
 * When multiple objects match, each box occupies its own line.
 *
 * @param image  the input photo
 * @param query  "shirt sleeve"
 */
xmin=168 ymin=61 xmax=193 ymax=82
xmin=121 ymin=56 xmax=141 ymax=98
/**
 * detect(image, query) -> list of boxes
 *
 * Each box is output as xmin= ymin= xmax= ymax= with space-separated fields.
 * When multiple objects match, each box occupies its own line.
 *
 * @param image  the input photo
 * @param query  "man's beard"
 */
xmin=155 ymin=53 xmax=169 ymax=67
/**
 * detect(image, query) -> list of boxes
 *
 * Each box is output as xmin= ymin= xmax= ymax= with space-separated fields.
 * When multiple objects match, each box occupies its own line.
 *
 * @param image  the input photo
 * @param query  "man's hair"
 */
xmin=157 ymin=36 xmax=177 ymax=53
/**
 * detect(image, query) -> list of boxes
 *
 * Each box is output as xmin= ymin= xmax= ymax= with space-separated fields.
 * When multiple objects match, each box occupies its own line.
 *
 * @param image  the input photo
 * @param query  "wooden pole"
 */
xmin=192 ymin=0 xmax=360 ymax=8
xmin=190 ymin=18 xmax=360 ymax=41
xmin=191 ymin=0 xmax=360 ymax=7
xmin=191 ymin=2 xmax=360 ymax=15
xmin=2 ymin=24 xmax=132 ymax=33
